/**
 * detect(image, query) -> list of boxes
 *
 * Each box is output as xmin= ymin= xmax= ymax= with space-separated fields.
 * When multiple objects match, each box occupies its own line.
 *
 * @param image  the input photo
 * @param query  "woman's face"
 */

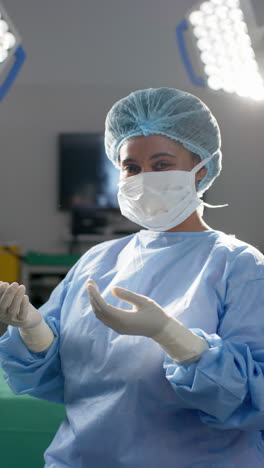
xmin=118 ymin=135 xmax=206 ymax=183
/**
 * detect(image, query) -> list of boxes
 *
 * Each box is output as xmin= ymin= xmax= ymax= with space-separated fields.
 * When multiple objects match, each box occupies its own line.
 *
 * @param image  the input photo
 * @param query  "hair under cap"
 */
xmin=104 ymin=87 xmax=222 ymax=194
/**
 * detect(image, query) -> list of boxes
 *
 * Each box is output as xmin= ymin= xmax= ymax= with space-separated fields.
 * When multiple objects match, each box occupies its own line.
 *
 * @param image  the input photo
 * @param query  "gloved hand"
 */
xmin=0 ymin=281 xmax=42 ymax=328
xmin=0 ymin=281 xmax=55 ymax=352
xmin=87 ymin=280 xmax=208 ymax=362
xmin=87 ymin=279 xmax=169 ymax=337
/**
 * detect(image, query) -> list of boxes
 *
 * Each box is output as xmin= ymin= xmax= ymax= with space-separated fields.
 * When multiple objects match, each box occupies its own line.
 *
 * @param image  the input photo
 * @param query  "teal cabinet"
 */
xmin=0 ymin=369 xmax=65 ymax=468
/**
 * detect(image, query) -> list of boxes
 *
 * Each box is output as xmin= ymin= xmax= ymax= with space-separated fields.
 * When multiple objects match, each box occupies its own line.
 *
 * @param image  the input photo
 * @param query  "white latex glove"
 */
xmin=87 ymin=280 xmax=208 ymax=362
xmin=87 ymin=279 xmax=169 ymax=337
xmin=0 ymin=281 xmax=42 ymax=328
xmin=0 ymin=281 xmax=55 ymax=352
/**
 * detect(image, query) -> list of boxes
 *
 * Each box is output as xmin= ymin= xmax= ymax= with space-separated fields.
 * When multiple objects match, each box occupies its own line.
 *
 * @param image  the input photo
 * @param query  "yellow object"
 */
xmin=0 ymin=245 xmax=20 ymax=283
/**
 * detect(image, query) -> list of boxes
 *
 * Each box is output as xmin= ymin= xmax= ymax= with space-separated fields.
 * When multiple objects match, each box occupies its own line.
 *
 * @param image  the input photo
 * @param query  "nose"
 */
xmin=140 ymin=162 xmax=152 ymax=173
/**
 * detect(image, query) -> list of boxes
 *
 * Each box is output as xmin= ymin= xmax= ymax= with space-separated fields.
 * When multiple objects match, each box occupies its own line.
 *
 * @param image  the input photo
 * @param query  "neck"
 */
xmin=165 ymin=210 xmax=212 ymax=233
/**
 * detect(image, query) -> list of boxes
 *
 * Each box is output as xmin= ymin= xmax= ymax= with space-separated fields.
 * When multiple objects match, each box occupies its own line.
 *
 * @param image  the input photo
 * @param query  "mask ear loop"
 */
xmin=203 ymin=201 xmax=228 ymax=208
xmin=193 ymin=154 xmax=229 ymax=209
xmin=192 ymin=154 xmax=215 ymax=174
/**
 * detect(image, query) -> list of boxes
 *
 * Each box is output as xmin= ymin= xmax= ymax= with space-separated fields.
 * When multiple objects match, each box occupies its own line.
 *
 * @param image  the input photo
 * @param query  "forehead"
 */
xmin=119 ymin=135 xmax=187 ymax=161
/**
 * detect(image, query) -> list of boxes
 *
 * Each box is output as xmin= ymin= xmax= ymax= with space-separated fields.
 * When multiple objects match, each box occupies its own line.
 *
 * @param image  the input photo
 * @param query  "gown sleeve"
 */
xmin=0 ymin=254 xmax=87 ymax=404
xmin=163 ymin=249 xmax=264 ymax=431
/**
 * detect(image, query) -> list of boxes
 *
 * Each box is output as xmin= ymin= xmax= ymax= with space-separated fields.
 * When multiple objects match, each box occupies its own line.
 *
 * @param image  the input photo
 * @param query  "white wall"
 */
xmin=0 ymin=83 xmax=135 ymax=253
xmin=0 ymin=0 xmax=264 ymax=254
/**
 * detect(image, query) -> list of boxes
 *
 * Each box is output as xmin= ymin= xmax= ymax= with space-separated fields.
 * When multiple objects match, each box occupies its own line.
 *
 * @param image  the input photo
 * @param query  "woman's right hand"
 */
xmin=0 ymin=281 xmax=42 ymax=329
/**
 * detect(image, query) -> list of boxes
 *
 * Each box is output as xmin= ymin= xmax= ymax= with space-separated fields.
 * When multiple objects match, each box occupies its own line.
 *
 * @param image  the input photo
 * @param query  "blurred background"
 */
xmin=0 ymin=0 xmax=263 ymax=305
xmin=0 ymin=3 xmax=263 ymax=464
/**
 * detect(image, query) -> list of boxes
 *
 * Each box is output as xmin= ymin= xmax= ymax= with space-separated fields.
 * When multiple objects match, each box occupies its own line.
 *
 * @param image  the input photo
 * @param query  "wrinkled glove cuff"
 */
xmin=19 ymin=318 xmax=55 ymax=352
xmin=152 ymin=317 xmax=208 ymax=363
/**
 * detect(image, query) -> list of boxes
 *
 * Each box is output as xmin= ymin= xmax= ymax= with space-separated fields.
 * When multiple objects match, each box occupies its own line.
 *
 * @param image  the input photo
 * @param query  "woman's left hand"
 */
xmin=87 ymin=279 xmax=208 ymax=362
xmin=87 ymin=279 xmax=170 ymax=337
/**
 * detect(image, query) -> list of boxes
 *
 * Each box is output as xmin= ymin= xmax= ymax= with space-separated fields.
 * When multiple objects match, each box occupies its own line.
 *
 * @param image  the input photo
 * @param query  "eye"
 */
xmin=122 ymin=164 xmax=140 ymax=175
xmin=155 ymin=161 xmax=174 ymax=170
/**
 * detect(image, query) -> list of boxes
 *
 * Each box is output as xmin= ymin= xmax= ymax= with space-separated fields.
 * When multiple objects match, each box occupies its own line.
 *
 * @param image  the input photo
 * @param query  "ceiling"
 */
xmin=6 ymin=0 xmax=199 ymax=88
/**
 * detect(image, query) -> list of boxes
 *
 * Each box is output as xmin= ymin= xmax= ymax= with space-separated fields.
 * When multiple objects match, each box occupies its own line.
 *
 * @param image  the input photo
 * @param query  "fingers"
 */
xmin=8 ymin=285 xmax=26 ymax=321
xmin=0 ymin=282 xmax=20 ymax=310
xmin=87 ymin=282 xmax=110 ymax=314
xmin=111 ymin=286 xmax=147 ymax=307
xmin=17 ymin=295 xmax=29 ymax=321
xmin=0 ymin=282 xmax=27 ymax=323
xmin=87 ymin=281 xmax=131 ymax=319
xmin=87 ymin=280 xmax=147 ymax=309
xmin=0 ymin=282 xmax=9 ymax=298
xmin=87 ymin=280 xmax=149 ymax=335
xmin=87 ymin=279 xmax=99 ymax=292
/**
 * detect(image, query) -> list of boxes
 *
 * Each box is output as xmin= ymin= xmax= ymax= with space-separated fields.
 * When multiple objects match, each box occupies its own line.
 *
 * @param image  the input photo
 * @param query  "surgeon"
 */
xmin=1 ymin=88 xmax=264 ymax=467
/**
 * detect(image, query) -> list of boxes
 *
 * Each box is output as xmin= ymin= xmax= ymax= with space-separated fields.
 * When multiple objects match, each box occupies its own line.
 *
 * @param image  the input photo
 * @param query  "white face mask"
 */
xmin=117 ymin=155 xmax=214 ymax=231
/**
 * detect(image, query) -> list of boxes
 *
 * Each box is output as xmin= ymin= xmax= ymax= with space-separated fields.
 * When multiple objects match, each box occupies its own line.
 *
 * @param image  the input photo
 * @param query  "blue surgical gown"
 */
xmin=1 ymin=229 xmax=264 ymax=467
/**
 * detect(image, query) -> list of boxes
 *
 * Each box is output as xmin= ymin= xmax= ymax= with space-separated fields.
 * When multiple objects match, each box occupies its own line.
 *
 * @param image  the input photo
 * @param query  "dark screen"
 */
xmin=58 ymin=133 xmax=120 ymax=211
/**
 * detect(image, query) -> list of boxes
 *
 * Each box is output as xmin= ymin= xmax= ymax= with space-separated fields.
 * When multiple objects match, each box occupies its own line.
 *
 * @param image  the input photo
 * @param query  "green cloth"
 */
xmin=0 ymin=368 xmax=65 ymax=468
xmin=25 ymin=251 xmax=81 ymax=266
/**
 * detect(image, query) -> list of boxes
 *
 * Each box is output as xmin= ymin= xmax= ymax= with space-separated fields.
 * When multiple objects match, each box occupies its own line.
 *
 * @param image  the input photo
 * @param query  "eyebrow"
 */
xmin=119 ymin=152 xmax=177 ymax=164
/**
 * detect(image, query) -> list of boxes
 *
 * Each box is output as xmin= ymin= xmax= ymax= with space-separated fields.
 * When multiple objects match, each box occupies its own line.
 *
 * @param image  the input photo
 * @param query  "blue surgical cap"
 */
xmin=104 ymin=87 xmax=222 ymax=194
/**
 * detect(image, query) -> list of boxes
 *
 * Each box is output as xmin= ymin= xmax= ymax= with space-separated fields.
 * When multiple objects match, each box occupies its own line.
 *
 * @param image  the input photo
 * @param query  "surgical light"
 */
xmin=176 ymin=0 xmax=264 ymax=101
xmin=0 ymin=2 xmax=26 ymax=101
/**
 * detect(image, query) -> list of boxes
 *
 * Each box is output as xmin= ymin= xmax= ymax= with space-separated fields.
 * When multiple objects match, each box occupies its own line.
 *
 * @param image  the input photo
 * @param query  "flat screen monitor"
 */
xmin=58 ymin=133 xmax=120 ymax=211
